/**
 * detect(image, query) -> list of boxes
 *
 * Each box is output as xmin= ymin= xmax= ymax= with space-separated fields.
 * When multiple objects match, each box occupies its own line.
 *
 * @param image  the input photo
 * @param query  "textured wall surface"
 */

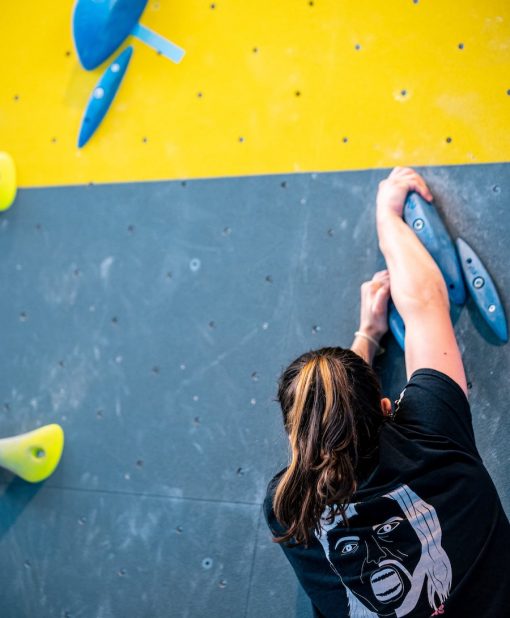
xmin=0 ymin=164 xmax=508 ymax=616
xmin=2 ymin=1 xmax=510 ymax=186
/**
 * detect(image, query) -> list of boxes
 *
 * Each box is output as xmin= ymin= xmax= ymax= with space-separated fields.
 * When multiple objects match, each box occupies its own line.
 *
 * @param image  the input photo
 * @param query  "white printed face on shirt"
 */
xmin=319 ymin=485 xmax=452 ymax=617
xmin=328 ymin=498 xmax=422 ymax=615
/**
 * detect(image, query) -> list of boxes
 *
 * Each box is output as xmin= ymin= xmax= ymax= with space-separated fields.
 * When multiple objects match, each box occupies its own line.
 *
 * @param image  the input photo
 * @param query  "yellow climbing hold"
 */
xmin=0 ymin=424 xmax=64 ymax=483
xmin=0 ymin=151 xmax=17 ymax=211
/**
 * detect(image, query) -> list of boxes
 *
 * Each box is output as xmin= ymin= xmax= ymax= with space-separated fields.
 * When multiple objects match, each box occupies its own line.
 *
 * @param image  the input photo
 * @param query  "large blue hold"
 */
xmin=404 ymin=192 xmax=466 ymax=306
xmin=73 ymin=0 xmax=147 ymax=70
xmin=78 ymin=46 xmax=133 ymax=148
xmin=388 ymin=190 xmax=466 ymax=351
xmin=404 ymin=191 xmax=466 ymax=305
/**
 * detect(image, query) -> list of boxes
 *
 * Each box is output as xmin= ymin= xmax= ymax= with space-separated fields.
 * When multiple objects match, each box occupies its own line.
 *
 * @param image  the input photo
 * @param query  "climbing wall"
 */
xmin=0 ymin=165 xmax=509 ymax=616
xmin=1 ymin=0 xmax=510 ymax=186
xmin=1 ymin=0 xmax=510 ymax=616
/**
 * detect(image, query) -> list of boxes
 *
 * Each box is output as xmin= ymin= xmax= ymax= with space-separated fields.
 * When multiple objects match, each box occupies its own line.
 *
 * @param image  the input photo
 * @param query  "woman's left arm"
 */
xmin=350 ymin=270 xmax=391 ymax=366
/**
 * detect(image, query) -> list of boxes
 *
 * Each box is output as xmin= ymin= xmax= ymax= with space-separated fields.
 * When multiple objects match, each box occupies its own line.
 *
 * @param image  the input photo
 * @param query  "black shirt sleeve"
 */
xmin=393 ymin=367 xmax=479 ymax=456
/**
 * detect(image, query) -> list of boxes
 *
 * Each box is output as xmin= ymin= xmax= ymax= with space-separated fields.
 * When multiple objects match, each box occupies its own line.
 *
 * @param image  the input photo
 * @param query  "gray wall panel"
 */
xmin=0 ymin=164 xmax=508 ymax=616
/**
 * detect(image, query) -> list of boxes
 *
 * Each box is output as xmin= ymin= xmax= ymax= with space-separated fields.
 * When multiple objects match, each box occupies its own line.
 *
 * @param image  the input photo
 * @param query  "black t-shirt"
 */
xmin=264 ymin=368 xmax=510 ymax=618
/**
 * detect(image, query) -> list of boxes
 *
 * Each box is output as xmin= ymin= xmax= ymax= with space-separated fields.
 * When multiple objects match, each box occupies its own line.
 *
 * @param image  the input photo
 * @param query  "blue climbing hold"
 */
xmin=73 ymin=0 xmax=147 ymax=70
xmin=389 ymin=299 xmax=406 ymax=351
xmin=78 ymin=46 xmax=133 ymax=148
xmin=73 ymin=0 xmax=185 ymax=70
xmin=456 ymin=237 xmax=508 ymax=343
xmin=404 ymin=192 xmax=466 ymax=306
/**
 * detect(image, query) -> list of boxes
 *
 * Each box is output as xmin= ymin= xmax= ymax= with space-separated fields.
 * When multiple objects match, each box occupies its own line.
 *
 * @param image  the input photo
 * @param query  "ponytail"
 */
xmin=273 ymin=347 xmax=385 ymax=546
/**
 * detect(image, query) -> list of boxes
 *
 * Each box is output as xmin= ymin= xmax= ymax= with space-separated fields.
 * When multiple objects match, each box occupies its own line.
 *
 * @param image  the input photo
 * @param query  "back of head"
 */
xmin=273 ymin=346 xmax=385 ymax=547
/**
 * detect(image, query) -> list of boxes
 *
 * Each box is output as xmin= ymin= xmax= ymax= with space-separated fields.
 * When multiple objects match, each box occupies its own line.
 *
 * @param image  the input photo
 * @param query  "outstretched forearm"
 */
xmin=376 ymin=212 xmax=448 ymax=317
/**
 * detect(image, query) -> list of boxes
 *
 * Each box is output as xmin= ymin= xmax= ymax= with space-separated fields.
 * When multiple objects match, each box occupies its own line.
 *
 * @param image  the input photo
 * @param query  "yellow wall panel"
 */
xmin=1 ymin=1 xmax=509 ymax=187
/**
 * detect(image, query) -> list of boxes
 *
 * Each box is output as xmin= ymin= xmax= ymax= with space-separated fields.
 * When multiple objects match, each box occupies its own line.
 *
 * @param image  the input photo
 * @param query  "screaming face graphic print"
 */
xmin=315 ymin=485 xmax=452 ymax=617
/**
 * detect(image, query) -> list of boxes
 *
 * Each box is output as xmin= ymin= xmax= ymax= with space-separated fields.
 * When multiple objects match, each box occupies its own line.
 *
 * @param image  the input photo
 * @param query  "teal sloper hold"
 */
xmin=78 ymin=46 xmax=133 ymax=148
xmin=456 ymin=237 xmax=508 ymax=343
xmin=404 ymin=192 xmax=466 ymax=306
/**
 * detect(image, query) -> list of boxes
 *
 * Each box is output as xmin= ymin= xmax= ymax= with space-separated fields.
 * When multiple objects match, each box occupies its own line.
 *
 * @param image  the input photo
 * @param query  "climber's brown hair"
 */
xmin=272 ymin=347 xmax=386 ymax=546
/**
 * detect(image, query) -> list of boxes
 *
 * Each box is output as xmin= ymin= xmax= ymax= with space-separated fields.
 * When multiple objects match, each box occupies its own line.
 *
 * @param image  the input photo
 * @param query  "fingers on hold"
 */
xmin=392 ymin=166 xmax=413 ymax=176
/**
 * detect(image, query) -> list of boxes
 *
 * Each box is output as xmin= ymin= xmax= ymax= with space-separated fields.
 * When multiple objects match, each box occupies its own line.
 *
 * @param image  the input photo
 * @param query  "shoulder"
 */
xmin=393 ymin=367 xmax=479 ymax=456
xmin=396 ymin=367 xmax=471 ymax=420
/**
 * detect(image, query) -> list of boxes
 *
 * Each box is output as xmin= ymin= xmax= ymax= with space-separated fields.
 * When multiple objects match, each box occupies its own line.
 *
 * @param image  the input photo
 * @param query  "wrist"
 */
xmin=377 ymin=206 xmax=406 ymax=224
xmin=353 ymin=330 xmax=386 ymax=359
xmin=358 ymin=324 xmax=384 ymax=342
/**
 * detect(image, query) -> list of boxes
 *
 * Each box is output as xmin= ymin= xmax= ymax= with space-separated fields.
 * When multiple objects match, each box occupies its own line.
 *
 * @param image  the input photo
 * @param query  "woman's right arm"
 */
xmin=376 ymin=167 xmax=468 ymax=396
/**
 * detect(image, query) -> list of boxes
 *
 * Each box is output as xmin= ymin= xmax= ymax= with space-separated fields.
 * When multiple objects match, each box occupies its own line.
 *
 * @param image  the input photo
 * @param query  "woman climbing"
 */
xmin=264 ymin=167 xmax=510 ymax=617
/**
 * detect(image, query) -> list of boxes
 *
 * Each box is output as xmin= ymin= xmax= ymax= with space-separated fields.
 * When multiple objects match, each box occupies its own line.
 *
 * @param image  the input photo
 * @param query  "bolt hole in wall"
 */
xmin=202 ymin=558 xmax=213 ymax=570
xmin=189 ymin=258 xmax=201 ymax=272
